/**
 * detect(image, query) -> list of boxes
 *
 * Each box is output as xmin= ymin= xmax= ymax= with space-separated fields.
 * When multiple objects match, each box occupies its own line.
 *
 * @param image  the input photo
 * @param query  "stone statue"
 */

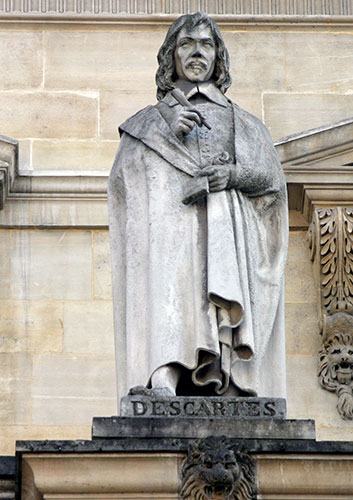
xmin=108 ymin=12 xmax=288 ymax=402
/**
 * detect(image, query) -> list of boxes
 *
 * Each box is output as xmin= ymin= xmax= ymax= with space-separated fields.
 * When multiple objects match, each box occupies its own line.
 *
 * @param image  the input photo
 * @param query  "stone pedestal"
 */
xmin=16 ymin=397 xmax=353 ymax=499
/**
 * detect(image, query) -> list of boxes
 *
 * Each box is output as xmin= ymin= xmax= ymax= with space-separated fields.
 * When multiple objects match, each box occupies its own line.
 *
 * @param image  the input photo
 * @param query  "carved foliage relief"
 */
xmin=309 ymin=208 xmax=353 ymax=419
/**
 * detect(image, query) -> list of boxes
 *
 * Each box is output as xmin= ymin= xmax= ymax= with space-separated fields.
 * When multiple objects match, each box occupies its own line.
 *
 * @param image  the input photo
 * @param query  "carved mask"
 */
xmin=328 ymin=344 xmax=353 ymax=385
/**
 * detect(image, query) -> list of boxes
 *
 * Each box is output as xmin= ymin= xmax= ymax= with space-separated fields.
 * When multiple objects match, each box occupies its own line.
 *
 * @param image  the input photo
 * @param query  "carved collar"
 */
xmin=163 ymin=81 xmax=229 ymax=108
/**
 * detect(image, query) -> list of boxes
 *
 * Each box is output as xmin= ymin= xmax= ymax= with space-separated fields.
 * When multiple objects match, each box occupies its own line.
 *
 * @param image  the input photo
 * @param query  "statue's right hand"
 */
xmin=171 ymin=107 xmax=203 ymax=139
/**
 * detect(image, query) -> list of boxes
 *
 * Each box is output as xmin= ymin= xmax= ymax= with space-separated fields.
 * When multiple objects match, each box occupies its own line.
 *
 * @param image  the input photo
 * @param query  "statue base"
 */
xmin=91 ymin=396 xmax=315 ymax=441
xmin=120 ymin=395 xmax=287 ymax=418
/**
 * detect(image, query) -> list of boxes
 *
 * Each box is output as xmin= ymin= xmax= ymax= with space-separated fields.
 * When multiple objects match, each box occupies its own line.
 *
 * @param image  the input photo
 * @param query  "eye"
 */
xmin=225 ymin=462 xmax=235 ymax=469
xmin=204 ymin=461 xmax=212 ymax=469
xmin=178 ymin=40 xmax=192 ymax=48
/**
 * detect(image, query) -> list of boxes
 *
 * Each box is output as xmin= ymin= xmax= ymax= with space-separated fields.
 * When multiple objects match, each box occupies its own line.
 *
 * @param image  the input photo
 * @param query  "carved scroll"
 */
xmin=308 ymin=207 xmax=353 ymax=419
xmin=180 ymin=436 xmax=255 ymax=500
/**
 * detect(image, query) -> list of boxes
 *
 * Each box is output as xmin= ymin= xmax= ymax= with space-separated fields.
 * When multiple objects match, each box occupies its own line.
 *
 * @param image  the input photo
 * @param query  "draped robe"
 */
xmin=108 ymin=96 xmax=288 ymax=403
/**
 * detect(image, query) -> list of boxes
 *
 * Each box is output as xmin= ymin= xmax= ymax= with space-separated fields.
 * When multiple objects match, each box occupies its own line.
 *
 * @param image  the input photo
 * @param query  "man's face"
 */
xmin=174 ymin=23 xmax=216 ymax=82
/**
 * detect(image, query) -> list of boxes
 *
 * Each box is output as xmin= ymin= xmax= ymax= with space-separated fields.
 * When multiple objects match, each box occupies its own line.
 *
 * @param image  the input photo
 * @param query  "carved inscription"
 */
xmin=120 ymin=396 xmax=286 ymax=418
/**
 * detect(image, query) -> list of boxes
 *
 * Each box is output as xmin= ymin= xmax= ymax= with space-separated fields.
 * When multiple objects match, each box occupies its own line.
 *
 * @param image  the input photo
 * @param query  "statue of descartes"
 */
xmin=108 ymin=12 xmax=288 ymax=401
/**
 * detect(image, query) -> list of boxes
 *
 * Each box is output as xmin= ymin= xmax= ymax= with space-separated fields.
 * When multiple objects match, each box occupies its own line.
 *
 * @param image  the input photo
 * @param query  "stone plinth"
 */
xmin=17 ymin=436 xmax=353 ymax=500
xmin=92 ymin=416 xmax=315 ymax=441
xmin=120 ymin=395 xmax=287 ymax=419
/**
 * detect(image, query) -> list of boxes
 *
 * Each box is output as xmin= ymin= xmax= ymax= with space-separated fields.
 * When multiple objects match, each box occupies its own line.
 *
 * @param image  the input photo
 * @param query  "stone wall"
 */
xmin=1 ymin=10 xmax=353 ymax=454
xmin=1 ymin=21 xmax=353 ymax=172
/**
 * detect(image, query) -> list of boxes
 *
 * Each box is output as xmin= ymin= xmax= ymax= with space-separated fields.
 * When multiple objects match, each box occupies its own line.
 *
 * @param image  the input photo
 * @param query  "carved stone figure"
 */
xmin=179 ymin=436 xmax=255 ymax=500
xmin=309 ymin=207 xmax=353 ymax=419
xmin=108 ymin=12 xmax=288 ymax=401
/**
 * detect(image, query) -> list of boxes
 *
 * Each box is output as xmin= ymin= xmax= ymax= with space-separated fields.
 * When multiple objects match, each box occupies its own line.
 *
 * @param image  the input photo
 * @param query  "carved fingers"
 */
xmin=199 ymin=164 xmax=233 ymax=192
xmin=171 ymin=107 xmax=203 ymax=139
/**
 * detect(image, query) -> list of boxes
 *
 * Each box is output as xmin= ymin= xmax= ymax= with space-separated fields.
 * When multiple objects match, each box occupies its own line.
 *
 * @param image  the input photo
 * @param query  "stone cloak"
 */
xmin=108 ymin=100 xmax=288 ymax=403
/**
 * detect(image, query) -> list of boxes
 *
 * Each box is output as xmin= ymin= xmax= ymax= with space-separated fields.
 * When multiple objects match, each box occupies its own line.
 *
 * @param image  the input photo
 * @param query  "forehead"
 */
xmin=177 ymin=23 xmax=213 ymax=41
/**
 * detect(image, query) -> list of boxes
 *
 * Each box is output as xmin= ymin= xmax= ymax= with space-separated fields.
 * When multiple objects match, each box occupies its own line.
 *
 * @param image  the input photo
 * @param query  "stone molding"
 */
xmin=275 ymin=117 xmax=353 ymax=166
xmin=1 ymin=0 xmax=353 ymax=23
xmin=1 ymin=165 xmax=352 ymax=228
xmin=2 ymin=116 xmax=353 ymax=227
xmin=0 ymin=135 xmax=18 ymax=211
xmin=20 ymin=450 xmax=353 ymax=500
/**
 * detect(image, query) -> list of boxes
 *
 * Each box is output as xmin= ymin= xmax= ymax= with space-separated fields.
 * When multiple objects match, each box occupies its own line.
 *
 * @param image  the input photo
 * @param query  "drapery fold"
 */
xmin=108 ymin=101 xmax=288 ymax=404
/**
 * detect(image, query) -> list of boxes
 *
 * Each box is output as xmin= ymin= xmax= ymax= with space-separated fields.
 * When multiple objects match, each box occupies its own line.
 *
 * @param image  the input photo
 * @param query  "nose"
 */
xmin=191 ymin=42 xmax=202 ymax=57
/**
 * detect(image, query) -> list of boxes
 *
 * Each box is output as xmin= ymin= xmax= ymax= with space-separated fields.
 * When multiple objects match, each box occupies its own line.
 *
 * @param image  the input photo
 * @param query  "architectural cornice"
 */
xmin=2 ymin=114 xmax=353 ymax=228
xmin=1 ymin=0 xmax=353 ymax=24
xmin=0 ymin=135 xmax=18 ymax=210
xmin=276 ymin=118 xmax=353 ymax=166
xmin=0 ymin=165 xmax=351 ymax=228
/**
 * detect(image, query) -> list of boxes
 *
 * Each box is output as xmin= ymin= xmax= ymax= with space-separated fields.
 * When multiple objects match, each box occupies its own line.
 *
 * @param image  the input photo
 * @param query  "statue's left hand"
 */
xmin=199 ymin=164 xmax=236 ymax=192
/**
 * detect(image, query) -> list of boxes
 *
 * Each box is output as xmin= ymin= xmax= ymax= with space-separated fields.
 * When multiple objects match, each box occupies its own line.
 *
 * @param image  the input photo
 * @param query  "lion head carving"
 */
xmin=180 ymin=436 xmax=255 ymax=500
xmin=318 ymin=328 xmax=353 ymax=420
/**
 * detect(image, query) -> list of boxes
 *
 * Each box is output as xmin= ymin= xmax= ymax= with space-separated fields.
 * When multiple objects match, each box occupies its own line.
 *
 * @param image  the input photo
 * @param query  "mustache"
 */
xmin=186 ymin=59 xmax=208 ymax=70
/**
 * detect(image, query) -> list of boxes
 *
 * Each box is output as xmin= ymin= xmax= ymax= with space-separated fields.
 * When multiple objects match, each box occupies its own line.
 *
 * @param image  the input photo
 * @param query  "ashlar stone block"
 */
xmin=32 ymin=354 xmax=116 ymax=425
xmin=226 ymin=92 xmax=262 ymax=120
xmin=9 ymin=230 xmax=92 ymax=300
xmin=93 ymin=231 xmax=112 ymax=300
xmin=44 ymin=31 xmax=162 ymax=91
xmin=285 ymin=32 xmax=353 ymax=93
xmin=100 ymin=91 xmax=156 ymax=139
xmin=0 ymin=300 xmax=63 ymax=353
xmin=285 ymin=231 xmax=316 ymax=304
xmin=32 ymin=140 xmax=118 ymax=171
xmin=264 ymin=93 xmax=353 ymax=140
xmin=0 ymin=92 xmax=98 ymax=139
xmin=63 ymin=301 xmax=114 ymax=354
xmin=285 ymin=302 xmax=319 ymax=356
xmin=0 ymin=354 xmax=31 ymax=425
xmin=0 ymin=32 xmax=43 ymax=90
xmin=224 ymin=31 xmax=285 ymax=92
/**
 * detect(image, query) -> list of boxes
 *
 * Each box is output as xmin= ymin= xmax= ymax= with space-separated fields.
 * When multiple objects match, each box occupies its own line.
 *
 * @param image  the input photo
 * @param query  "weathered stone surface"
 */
xmin=224 ymin=31 xmax=285 ymax=92
xmin=285 ymin=32 xmax=353 ymax=93
xmin=285 ymin=303 xmax=319 ymax=355
xmin=0 ymin=92 xmax=98 ymax=139
xmin=8 ymin=230 xmax=92 ymax=300
xmin=285 ymin=231 xmax=317 ymax=304
xmin=100 ymin=91 xmax=156 ymax=139
xmin=0 ymin=300 xmax=63 ymax=353
xmin=0 ymin=32 xmax=42 ymax=90
xmin=120 ymin=396 xmax=286 ymax=419
xmin=32 ymin=140 xmax=118 ymax=171
xmin=63 ymin=301 xmax=114 ymax=354
xmin=264 ymin=93 xmax=353 ymax=140
xmin=0 ymin=135 xmax=18 ymax=210
xmin=109 ymin=13 xmax=288 ymax=402
xmin=0 ymin=354 xmax=31 ymax=425
xmin=93 ymin=231 xmax=112 ymax=300
xmin=30 ymin=199 xmax=108 ymax=228
xmin=92 ymin=416 xmax=315 ymax=440
xmin=0 ymin=425 xmax=91 ymax=455
xmin=32 ymin=354 xmax=116 ymax=425
xmin=44 ymin=31 xmax=160 ymax=91
xmin=225 ymin=92 xmax=262 ymax=120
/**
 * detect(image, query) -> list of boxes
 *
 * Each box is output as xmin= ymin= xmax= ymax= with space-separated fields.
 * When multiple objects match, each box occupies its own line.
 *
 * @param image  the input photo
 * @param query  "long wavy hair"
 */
xmin=155 ymin=12 xmax=232 ymax=101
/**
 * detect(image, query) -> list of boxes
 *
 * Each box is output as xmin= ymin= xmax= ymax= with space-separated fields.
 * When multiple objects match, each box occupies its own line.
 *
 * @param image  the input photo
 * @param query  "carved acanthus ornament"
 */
xmin=308 ymin=207 xmax=353 ymax=419
xmin=179 ymin=436 xmax=255 ymax=500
